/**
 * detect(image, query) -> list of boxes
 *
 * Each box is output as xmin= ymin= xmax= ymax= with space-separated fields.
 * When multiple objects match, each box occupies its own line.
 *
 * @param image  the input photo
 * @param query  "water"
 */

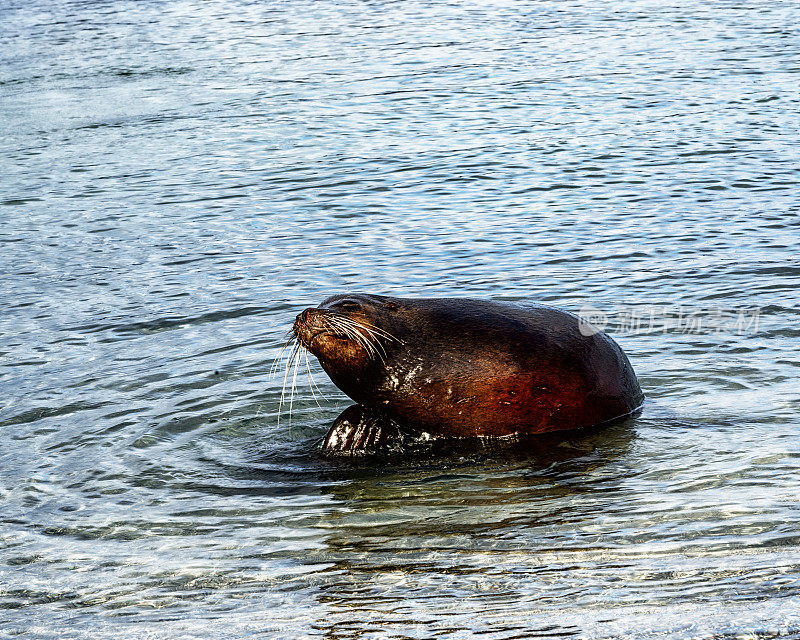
xmin=1 ymin=0 xmax=799 ymax=637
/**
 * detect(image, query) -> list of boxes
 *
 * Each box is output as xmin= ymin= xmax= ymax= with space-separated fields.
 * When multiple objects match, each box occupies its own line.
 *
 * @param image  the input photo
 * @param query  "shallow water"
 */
xmin=1 ymin=0 xmax=799 ymax=638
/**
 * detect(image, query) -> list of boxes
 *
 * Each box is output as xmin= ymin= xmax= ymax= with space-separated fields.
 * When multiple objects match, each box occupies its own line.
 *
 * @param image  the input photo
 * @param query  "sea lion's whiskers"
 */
xmin=344 ymin=325 xmax=380 ymax=360
xmin=324 ymin=316 xmax=356 ymax=343
xmin=351 ymin=320 xmax=386 ymax=364
xmin=352 ymin=319 xmax=402 ymax=344
xmin=334 ymin=315 xmax=398 ymax=348
xmin=304 ymin=350 xmax=325 ymax=407
xmin=351 ymin=325 xmax=390 ymax=359
xmin=327 ymin=316 xmax=380 ymax=360
xmin=333 ymin=316 xmax=390 ymax=361
xmin=269 ymin=342 xmax=290 ymax=377
xmin=278 ymin=341 xmax=301 ymax=426
xmin=288 ymin=344 xmax=302 ymax=427
xmin=269 ymin=336 xmax=296 ymax=378
xmin=319 ymin=315 xmax=357 ymax=346
xmin=329 ymin=315 xmax=380 ymax=348
xmin=333 ymin=315 xmax=401 ymax=345
xmin=344 ymin=322 xmax=385 ymax=362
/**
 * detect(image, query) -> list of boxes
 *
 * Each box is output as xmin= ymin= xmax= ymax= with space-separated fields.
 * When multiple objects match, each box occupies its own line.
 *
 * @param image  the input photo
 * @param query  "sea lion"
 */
xmin=292 ymin=294 xmax=643 ymax=454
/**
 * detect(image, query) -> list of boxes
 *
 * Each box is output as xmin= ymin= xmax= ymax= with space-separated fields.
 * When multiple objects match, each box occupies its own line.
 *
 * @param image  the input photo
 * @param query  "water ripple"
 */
xmin=1 ymin=0 xmax=799 ymax=638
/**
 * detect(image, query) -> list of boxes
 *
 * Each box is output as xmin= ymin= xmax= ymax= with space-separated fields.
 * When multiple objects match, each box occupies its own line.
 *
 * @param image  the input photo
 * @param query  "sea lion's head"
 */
xmin=293 ymin=294 xmax=404 ymax=398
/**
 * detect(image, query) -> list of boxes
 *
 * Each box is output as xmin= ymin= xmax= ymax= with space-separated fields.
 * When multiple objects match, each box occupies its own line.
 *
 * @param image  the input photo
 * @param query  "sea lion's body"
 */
xmin=293 ymin=294 xmax=643 ymax=454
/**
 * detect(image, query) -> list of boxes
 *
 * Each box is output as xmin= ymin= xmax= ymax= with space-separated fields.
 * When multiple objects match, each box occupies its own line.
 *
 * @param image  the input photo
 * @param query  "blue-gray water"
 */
xmin=2 ymin=1 xmax=799 ymax=638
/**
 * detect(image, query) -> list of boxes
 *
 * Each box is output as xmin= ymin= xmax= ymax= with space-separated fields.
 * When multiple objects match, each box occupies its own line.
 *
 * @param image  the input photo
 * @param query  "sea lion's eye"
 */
xmin=336 ymin=300 xmax=362 ymax=312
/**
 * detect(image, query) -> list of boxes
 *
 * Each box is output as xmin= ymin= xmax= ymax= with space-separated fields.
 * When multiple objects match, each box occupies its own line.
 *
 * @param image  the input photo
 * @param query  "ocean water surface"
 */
xmin=1 ymin=0 xmax=799 ymax=638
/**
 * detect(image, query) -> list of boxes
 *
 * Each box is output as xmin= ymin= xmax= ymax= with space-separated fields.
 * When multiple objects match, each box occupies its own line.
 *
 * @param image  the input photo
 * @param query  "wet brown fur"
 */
xmin=293 ymin=294 xmax=644 ymax=438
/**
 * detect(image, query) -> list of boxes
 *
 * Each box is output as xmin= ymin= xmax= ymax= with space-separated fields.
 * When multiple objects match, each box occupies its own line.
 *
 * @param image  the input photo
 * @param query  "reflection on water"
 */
xmin=2 ymin=0 xmax=800 ymax=638
xmin=312 ymin=418 xmax=798 ymax=637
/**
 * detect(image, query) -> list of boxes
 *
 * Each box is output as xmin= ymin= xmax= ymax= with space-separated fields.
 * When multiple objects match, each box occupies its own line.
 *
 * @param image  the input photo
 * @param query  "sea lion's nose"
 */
xmin=293 ymin=308 xmax=322 ymax=347
xmin=294 ymin=308 xmax=315 ymax=329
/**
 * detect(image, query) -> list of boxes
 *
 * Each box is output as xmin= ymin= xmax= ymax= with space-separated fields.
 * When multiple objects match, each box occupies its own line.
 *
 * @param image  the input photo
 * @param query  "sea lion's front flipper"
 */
xmin=321 ymin=404 xmax=411 ymax=455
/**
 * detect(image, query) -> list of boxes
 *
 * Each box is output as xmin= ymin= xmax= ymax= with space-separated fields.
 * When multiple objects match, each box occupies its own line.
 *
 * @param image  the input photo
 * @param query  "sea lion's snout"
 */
xmin=293 ymin=302 xmax=376 ymax=368
xmin=293 ymin=308 xmax=322 ymax=348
